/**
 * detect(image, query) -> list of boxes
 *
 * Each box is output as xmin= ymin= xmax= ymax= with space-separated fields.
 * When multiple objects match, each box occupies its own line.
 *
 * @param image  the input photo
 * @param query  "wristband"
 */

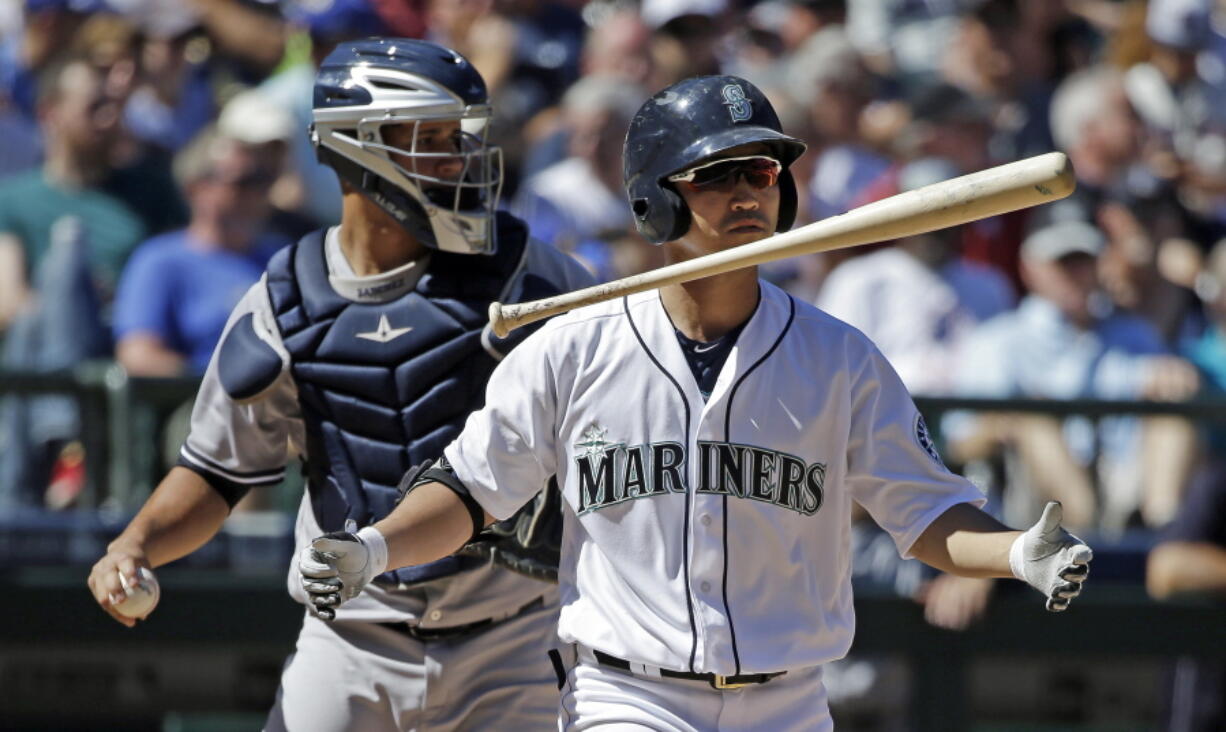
xmin=356 ymin=526 xmax=389 ymax=577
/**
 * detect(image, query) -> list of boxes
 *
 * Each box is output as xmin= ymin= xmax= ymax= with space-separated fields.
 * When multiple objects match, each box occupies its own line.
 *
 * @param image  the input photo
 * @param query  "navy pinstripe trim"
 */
xmin=180 ymin=444 xmax=285 ymax=484
xmin=559 ymin=654 xmax=575 ymax=727
xmin=624 ymin=296 xmax=699 ymax=673
xmin=174 ymin=456 xmax=250 ymax=509
xmin=720 ymin=294 xmax=795 ymax=676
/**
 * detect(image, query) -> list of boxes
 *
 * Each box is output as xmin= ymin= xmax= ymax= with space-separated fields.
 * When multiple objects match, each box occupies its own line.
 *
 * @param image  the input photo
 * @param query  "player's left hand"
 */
xmin=298 ymin=527 xmax=388 ymax=621
xmin=1009 ymin=502 xmax=1093 ymax=612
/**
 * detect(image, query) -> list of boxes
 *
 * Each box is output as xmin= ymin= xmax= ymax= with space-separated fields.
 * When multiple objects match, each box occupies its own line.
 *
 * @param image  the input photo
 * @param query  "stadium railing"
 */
xmin=2 ymin=364 xmax=1225 ymax=730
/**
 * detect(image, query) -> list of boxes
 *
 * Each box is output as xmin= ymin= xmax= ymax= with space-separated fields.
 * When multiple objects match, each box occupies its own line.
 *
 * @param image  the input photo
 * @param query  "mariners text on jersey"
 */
xmin=444 ymin=283 xmax=988 ymax=675
xmin=575 ymin=431 xmax=825 ymax=516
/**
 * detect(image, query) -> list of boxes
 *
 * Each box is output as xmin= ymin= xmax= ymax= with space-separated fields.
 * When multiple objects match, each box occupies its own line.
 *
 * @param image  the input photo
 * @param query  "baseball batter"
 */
xmin=87 ymin=40 xmax=594 ymax=731
xmin=300 ymin=76 xmax=1094 ymax=730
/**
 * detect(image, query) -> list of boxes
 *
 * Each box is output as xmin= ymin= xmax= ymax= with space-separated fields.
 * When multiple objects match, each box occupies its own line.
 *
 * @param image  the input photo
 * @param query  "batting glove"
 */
xmin=298 ymin=526 xmax=388 ymax=621
xmin=1009 ymin=502 xmax=1093 ymax=612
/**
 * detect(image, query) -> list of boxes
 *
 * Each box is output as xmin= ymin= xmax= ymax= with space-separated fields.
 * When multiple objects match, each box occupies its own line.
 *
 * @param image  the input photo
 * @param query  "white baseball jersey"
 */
xmin=445 ymin=281 xmax=985 ymax=676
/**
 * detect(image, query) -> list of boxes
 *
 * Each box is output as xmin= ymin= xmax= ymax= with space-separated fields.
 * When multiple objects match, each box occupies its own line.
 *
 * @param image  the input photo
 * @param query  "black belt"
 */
xmin=592 ymin=649 xmax=787 ymax=690
xmin=380 ymin=596 xmax=544 ymax=642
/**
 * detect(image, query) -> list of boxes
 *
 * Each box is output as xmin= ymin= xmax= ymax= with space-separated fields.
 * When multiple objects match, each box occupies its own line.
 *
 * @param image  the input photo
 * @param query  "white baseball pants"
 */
xmin=556 ymin=648 xmax=833 ymax=731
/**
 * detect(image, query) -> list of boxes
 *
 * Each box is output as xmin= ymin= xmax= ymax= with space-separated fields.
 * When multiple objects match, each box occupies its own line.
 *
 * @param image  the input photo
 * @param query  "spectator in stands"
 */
xmin=425 ymin=0 xmax=511 ymax=93
xmin=948 ymin=220 xmax=1200 ymax=531
xmin=514 ymin=5 xmax=654 ymax=180
xmin=112 ymin=126 xmax=287 ymax=377
xmin=3 ymin=0 xmax=105 ymax=121
xmin=511 ymin=75 xmax=644 ymax=280
xmin=0 ymin=57 xmax=145 ymax=329
xmin=73 ymin=12 xmax=189 ymax=238
xmin=940 ymin=0 xmax=1057 ymax=162
xmin=153 ymin=0 xmax=287 ymax=79
xmin=1128 ymin=0 xmax=1226 ymax=231
xmin=1146 ymin=451 xmax=1226 ymax=731
xmin=1097 ymin=200 xmax=1204 ymax=347
xmin=0 ymin=2 xmax=46 ymax=176
xmin=580 ymin=5 xmax=653 ymax=87
xmin=902 ymin=82 xmax=1030 ymax=288
xmin=217 ymin=86 xmax=315 ymax=242
xmin=642 ymin=0 xmax=725 ymax=87
xmin=1183 ymin=238 xmax=1226 ymax=454
xmin=0 ymin=213 xmax=109 ymax=509
xmin=1048 ymin=64 xmax=1156 ymax=219
xmin=111 ymin=3 xmax=212 ymax=155
xmin=793 ymin=27 xmax=888 ymax=223
xmin=257 ymin=0 xmax=389 ymax=229
xmin=844 ymin=0 xmax=960 ymax=80
xmin=816 ymin=157 xmax=1015 ymax=396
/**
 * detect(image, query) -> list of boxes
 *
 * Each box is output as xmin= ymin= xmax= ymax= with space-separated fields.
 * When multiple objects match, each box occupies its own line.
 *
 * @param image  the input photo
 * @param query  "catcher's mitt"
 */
xmin=398 ymin=461 xmax=562 ymax=583
xmin=458 ymin=478 xmax=561 ymax=583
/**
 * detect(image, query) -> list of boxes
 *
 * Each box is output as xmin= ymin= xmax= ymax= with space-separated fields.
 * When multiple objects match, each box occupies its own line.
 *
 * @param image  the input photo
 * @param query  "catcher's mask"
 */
xmin=312 ymin=38 xmax=503 ymax=255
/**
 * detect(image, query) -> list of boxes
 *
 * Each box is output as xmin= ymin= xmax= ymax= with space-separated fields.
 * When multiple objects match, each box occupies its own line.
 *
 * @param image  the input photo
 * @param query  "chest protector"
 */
xmin=265 ymin=214 xmax=548 ymax=585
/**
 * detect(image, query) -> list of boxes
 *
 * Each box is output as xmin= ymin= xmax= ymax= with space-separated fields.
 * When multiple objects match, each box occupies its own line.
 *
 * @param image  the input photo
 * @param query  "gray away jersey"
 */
xmin=180 ymin=226 xmax=590 ymax=624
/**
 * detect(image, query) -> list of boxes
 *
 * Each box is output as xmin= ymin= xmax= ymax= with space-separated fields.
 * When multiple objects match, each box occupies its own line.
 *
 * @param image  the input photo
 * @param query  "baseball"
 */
xmin=113 ymin=566 xmax=160 ymax=618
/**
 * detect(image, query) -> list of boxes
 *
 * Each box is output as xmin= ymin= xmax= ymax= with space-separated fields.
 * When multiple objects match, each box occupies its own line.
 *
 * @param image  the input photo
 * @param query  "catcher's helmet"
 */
xmin=312 ymin=38 xmax=502 ymax=254
xmin=623 ymin=75 xmax=806 ymax=244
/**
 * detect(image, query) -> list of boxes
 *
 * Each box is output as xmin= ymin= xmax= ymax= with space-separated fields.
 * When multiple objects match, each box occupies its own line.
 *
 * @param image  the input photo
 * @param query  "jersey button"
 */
xmin=428 ymin=609 xmax=443 ymax=622
xmin=700 ymin=514 xmax=712 ymax=526
xmin=700 ymin=582 xmax=711 ymax=593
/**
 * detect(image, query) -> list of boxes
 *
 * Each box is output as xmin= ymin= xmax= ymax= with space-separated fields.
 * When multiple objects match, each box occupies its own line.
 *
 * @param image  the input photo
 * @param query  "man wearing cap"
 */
xmin=947 ymin=220 xmax=1200 ymax=531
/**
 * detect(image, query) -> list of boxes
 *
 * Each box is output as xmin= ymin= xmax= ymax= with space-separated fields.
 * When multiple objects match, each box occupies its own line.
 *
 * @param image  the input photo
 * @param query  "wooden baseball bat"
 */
xmin=489 ymin=151 xmax=1075 ymax=337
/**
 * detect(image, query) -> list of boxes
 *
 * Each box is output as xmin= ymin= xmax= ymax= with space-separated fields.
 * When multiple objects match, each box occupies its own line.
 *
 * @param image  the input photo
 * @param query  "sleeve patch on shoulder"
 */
xmin=218 ymin=313 xmax=284 ymax=401
xmin=915 ymin=414 xmax=945 ymax=466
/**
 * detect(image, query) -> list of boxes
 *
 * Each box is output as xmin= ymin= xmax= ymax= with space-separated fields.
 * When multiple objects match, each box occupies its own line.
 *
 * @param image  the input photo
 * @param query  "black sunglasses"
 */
xmin=667 ymin=155 xmax=782 ymax=192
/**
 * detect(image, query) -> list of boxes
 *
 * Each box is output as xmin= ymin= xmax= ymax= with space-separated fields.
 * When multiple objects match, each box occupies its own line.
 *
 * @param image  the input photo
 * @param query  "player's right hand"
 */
xmin=298 ymin=528 xmax=388 ymax=621
xmin=87 ymin=544 xmax=150 ymax=628
xmin=1009 ymin=502 xmax=1093 ymax=612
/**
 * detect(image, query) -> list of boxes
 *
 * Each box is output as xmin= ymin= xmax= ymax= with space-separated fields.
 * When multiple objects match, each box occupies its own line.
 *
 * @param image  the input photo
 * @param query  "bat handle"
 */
xmin=488 ymin=299 xmax=559 ymax=338
xmin=488 ymin=301 xmax=512 ymax=338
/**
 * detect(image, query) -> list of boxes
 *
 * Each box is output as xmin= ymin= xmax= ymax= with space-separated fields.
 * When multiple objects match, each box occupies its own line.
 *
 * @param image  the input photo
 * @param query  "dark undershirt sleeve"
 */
xmin=175 ymin=455 xmax=252 ymax=509
xmin=397 ymin=458 xmax=485 ymax=542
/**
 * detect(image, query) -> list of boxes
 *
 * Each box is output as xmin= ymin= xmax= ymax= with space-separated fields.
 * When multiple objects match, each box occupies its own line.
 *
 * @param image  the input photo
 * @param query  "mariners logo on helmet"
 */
xmin=721 ymin=84 xmax=753 ymax=122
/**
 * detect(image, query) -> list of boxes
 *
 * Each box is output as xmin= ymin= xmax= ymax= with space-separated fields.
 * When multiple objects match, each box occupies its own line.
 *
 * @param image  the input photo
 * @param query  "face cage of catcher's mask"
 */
xmin=361 ymin=118 xmax=504 ymax=246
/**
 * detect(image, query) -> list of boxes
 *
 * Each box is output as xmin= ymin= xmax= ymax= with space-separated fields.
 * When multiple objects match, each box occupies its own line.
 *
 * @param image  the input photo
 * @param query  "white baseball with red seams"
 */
xmin=114 ymin=566 xmax=160 ymax=618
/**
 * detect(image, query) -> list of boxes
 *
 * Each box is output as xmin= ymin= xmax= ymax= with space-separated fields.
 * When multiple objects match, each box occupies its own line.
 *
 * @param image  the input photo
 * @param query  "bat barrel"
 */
xmin=491 ymin=152 xmax=1075 ymax=337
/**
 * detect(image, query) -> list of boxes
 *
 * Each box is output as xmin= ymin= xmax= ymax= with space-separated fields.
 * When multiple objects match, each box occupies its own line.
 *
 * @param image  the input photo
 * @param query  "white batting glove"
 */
xmin=298 ymin=526 xmax=388 ymax=621
xmin=1009 ymin=502 xmax=1093 ymax=612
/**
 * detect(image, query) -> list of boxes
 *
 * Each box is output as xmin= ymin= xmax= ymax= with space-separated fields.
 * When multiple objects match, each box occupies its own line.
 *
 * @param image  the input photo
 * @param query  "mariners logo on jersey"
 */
xmin=721 ymin=83 xmax=753 ymax=122
xmin=574 ymin=425 xmax=825 ymax=517
xmin=914 ymin=414 xmax=945 ymax=466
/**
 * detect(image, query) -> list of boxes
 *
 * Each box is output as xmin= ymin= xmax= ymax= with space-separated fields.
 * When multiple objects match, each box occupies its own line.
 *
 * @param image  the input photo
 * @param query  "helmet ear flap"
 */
xmin=776 ymin=169 xmax=798 ymax=233
xmin=660 ymin=184 xmax=691 ymax=244
xmin=632 ymin=185 xmax=691 ymax=244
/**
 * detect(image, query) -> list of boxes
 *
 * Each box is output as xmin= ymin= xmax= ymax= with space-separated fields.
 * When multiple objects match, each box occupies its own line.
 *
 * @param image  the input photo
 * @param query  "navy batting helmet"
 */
xmin=623 ymin=75 xmax=806 ymax=244
xmin=312 ymin=39 xmax=502 ymax=254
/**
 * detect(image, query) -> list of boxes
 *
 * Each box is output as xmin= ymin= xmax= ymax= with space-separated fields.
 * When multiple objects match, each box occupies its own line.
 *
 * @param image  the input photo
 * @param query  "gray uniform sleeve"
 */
xmin=177 ymin=278 xmax=303 ymax=505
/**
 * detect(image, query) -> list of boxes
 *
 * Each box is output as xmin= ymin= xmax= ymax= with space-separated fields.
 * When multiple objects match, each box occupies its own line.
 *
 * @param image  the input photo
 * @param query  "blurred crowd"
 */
xmin=0 ymin=0 xmax=1223 ymax=542
xmin=1 ymin=0 xmax=1224 ymax=727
